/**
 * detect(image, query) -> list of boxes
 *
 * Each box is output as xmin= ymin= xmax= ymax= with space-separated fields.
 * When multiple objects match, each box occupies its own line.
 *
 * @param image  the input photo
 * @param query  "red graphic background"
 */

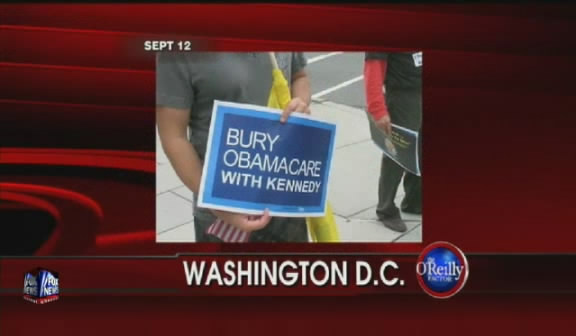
xmin=1 ymin=3 xmax=576 ymax=335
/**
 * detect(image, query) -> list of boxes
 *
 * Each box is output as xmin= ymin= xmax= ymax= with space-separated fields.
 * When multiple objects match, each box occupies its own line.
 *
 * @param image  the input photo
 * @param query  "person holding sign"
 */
xmin=364 ymin=52 xmax=423 ymax=232
xmin=156 ymin=52 xmax=311 ymax=242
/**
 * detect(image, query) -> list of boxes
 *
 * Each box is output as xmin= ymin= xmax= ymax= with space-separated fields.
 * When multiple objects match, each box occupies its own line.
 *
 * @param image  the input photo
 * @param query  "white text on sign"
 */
xmin=221 ymin=128 xmax=323 ymax=193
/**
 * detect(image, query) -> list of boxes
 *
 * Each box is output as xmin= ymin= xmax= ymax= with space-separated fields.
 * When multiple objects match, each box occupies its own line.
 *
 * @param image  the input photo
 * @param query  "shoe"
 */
xmin=379 ymin=217 xmax=407 ymax=233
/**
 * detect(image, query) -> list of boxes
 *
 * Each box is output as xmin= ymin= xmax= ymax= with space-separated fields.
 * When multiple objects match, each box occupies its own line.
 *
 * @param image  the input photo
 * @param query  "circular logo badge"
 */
xmin=416 ymin=241 xmax=469 ymax=299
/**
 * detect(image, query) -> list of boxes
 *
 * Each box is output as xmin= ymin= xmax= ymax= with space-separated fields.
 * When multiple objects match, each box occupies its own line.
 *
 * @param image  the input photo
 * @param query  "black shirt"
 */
xmin=365 ymin=52 xmax=422 ymax=91
xmin=365 ymin=52 xmax=422 ymax=129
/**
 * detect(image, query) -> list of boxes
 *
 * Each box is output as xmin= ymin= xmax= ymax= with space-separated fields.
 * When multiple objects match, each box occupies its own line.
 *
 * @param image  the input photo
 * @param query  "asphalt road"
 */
xmin=304 ymin=52 xmax=366 ymax=110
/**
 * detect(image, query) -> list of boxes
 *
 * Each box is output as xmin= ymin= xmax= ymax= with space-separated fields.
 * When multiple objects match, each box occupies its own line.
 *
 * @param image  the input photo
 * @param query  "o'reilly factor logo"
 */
xmin=23 ymin=268 xmax=60 ymax=304
xmin=416 ymin=242 xmax=469 ymax=299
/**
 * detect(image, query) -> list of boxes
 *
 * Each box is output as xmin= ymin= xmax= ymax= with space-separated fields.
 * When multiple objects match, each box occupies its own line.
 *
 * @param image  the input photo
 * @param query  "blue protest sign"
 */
xmin=197 ymin=101 xmax=337 ymax=217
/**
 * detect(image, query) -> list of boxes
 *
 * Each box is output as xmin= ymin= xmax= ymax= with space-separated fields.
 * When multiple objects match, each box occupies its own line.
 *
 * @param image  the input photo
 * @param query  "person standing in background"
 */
xmin=364 ymin=52 xmax=422 ymax=232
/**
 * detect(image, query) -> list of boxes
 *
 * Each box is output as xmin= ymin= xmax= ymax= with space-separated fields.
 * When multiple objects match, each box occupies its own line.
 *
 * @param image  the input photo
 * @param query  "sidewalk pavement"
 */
xmin=156 ymin=100 xmax=422 ymax=243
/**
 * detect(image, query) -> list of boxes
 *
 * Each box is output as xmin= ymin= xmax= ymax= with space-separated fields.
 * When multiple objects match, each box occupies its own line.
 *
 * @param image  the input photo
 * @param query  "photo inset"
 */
xmin=156 ymin=52 xmax=422 ymax=243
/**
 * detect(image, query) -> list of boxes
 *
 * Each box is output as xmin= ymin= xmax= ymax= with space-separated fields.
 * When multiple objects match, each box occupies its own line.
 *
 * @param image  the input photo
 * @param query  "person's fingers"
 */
xmin=281 ymin=99 xmax=310 ymax=122
xmin=280 ymin=108 xmax=290 ymax=123
xmin=252 ymin=209 xmax=271 ymax=229
xmin=241 ymin=209 xmax=271 ymax=231
xmin=281 ymin=100 xmax=299 ymax=123
xmin=377 ymin=117 xmax=392 ymax=136
xmin=377 ymin=121 xmax=388 ymax=135
xmin=293 ymin=101 xmax=308 ymax=113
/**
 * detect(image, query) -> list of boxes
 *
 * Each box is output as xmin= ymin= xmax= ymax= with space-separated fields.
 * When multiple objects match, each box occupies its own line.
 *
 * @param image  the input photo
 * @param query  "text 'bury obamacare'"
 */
xmin=198 ymin=101 xmax=337 ymax=217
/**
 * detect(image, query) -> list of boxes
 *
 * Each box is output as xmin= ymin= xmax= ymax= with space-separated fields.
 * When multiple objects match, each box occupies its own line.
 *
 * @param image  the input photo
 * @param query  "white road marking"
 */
xmin=307 ymin=52 xmax=344 ymax=64
xmin=312 ymin=75 xmax=364 ymax=99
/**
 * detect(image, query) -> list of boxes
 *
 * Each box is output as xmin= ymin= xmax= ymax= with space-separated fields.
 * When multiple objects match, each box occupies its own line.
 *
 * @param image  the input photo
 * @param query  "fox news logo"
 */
xmin=416 ymin=242 xmax=469 ymax=299
xmin=23 ymin=268 xmax=60 ymax=304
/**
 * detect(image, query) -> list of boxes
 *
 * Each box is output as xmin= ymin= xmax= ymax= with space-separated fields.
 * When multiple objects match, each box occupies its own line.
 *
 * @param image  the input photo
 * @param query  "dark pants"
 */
xmin=376 ymin=155 xmax=421 ymax=220
xmin=376 ymin=90 xmax=422 ymax=220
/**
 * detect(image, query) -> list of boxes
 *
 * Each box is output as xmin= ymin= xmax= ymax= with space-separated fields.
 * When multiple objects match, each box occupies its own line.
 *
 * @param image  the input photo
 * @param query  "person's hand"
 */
xmin=375 ymin=114 xmax=392 ymax=136
xmin=211 ymin=209 xmax=272 ymax=232
xmin=281 ymin=97 xmax=311 ymax=123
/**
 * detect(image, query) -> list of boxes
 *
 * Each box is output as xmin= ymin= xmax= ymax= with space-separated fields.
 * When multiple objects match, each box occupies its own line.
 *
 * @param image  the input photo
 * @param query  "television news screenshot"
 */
xmin=1 ymin=3 xmax=575 ymax=335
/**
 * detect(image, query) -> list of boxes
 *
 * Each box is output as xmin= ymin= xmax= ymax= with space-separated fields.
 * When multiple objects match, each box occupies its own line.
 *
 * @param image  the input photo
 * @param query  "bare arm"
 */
xmin=156 ymin=106 xmax=203 ymax=194
xmin=364 ymin=54 xmax=392 ymax=135
xmin=291 ymin=69 xmax=311 ymax=107
xmin=157 ymin=106 xmax=271 ymax=231
xmin=281 ymin=69 xmax=311 ymax=122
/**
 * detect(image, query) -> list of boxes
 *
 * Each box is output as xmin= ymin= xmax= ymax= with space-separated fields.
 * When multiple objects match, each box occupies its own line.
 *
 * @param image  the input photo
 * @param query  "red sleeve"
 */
xmin=364 ymin=59 xmax=389 ymax=120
